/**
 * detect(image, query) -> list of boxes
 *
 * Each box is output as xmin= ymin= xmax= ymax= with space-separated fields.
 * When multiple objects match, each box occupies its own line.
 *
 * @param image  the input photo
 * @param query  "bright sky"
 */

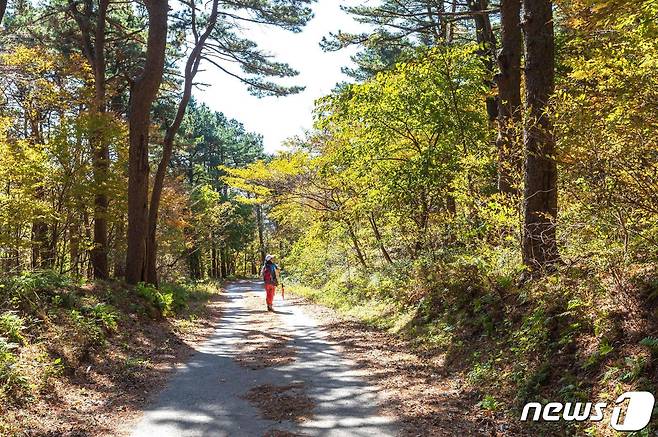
xmin=194 ymin=0 xmax=363 ymax=154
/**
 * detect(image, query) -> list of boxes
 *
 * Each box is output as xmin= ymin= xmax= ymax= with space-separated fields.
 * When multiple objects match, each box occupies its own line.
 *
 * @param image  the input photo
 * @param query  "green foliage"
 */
xmin=555 ymin=0 xmax=658 ymax=267
xmin=620 ymin=355 xmax=648 ymax=383
xmin=123 ymin=356 xmax=150 ymax=380
xmin=69 ymin=309 xmax=105 ymax=346
xmin=467 ymin=361 xmax=493 ymax=385
xmin=478 ymin=394 xmax=499 ymax=411
xmin=0 ymin=271 xmax=73 ymax=310
xmin=323 ymin=1 xmax=483 ymax=80
xmin=583 ymin=339 xmax=614 ymax=369
xmin=0 ymin=338 xmax=28 ymax=402
xmin=0 ymin=268 xmax=221 ymax=414
xmin=135 ymin=282 xmax=193 ymax=317
xmin=0 ymin=0 xmax=657 ymax=434
xmin=0 ymin=313 xmax=26 ymax=346
xmin=640 ymin=336 xmax=658 ymax=356
xmin=86 ymin=303 xmax=119 ymax=332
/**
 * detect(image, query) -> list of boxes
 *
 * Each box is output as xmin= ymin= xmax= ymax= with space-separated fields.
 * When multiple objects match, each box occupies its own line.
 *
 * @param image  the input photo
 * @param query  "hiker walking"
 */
xmin=261 ymin=254 xmax=280 ymax=312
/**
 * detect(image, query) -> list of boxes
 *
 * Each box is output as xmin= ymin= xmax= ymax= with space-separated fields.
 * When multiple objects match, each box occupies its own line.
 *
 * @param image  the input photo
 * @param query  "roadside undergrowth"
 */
xmin=288 ymin=261 xmax=658 ymax=436
xmin=0 ymin=270 xmax=222 ymax=436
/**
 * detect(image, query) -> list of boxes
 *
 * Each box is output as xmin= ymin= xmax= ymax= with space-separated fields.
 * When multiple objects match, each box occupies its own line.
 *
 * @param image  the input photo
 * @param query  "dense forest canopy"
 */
xmin=0 ymin=0 xmax=313 ymax=283
xmin=2 ymin=0 xmax=658 ymax=434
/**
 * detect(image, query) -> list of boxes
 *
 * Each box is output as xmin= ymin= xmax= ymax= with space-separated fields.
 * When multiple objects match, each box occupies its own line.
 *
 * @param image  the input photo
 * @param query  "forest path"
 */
xmin=130 ymin=280 xmax=398 ymax=437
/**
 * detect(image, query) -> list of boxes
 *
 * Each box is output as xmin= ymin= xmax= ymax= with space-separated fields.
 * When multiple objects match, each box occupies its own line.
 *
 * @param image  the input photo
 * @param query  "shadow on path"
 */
xmin=130 ymin=280 xmax=397 ymax=437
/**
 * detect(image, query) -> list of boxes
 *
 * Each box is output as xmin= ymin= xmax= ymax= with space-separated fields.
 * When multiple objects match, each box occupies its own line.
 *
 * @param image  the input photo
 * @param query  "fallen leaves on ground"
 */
xmin=1 ymin=284 xmax=224 ymax=437
xmin=235 ymin=292 xmax=297 ymax=370
xmin=243 ymin=382 xmax=315 ymax=423
xmin=285 ymin=295 xmax=530 ymax=437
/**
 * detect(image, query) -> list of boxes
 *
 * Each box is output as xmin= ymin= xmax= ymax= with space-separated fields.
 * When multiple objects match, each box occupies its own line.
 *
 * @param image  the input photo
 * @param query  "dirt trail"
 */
xmin=129 ymin=280 xmax=397 ymax=437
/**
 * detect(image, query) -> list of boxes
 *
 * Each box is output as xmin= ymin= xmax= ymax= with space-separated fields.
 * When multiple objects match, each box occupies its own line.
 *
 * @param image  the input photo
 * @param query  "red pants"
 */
xmin=265 ymin=283 xmax=276 ymax=305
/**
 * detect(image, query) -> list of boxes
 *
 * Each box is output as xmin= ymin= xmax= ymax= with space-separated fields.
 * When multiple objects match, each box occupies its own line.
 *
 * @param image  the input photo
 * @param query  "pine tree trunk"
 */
xmin=70 ymin=221 xmax=80 ymax=277
xmin=144 ymin=0 xmax=218 ymax=285
xmin=188 ymin=245 xmax=201 ymax=279
xmin=90 ymin=0 xmax=110 ymax=280
xmin=125 ymin=0 xmax=168 ymax=285
xmin=112 ymin=218 xmax=126 ymax=278
xmin=31 ymin=220 xmax=48 ymax=269
xmin=211 ymin=238 xmax=218 ymax=278
xmin=521 ymin=0 xmax=559 ymax=270
xmin=0 ymin=0 xmax=7 ymax=24
xmin=220 ymin=246 xmax=227 ymax=278
xmin=495 ymin=0 xmax=522 ymax=195
xmin=469 ymin=0 xmax=498 ymax=122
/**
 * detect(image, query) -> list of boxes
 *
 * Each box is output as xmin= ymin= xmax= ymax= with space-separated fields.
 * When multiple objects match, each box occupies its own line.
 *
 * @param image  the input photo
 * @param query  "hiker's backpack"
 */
xmin=264 ymin=263 xmax=278 ymax=285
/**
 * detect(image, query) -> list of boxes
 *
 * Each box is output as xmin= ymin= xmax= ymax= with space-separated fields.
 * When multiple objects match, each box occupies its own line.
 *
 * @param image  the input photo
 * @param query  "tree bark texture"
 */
xmin=89 ymin=0 xmax=110 ymax=279
xmin=145 ymin=0 xmax=218 ymax=285
xmin=345 ymin=220 xmax=368 ymax=269
xmin=468 ymin=0 xmax=498 ymax=122
xmin=256 ymin=204 xmax=266 ymax=262
xmin=495 ymin=0 xmax=522 ymax=195
xmin=125 ymin=0 xmax=168 ymax=285
xmin=521 ymin=0 xmax=559 ymax=270
xmin=369 ymin=212 xmax=392 ymax=264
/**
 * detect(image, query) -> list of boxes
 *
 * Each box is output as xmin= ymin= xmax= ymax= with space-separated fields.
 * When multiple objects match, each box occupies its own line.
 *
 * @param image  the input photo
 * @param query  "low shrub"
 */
xmin=0 ymin=337 xmax=28 ymax=403
xmin=0 ymin=271 xmax=74 ymax=313
xmin=135 ymin=282 xmax=193 ymax=317
xmin=85 ymin=303 xmax=119 ymax=332
xmin=0 ymin=312 xmax=26 ymax=345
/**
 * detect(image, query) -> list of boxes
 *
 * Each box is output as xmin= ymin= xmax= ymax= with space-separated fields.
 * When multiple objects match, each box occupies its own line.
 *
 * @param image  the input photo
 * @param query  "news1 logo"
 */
xmin=520 ymin=391 xmax=655 ymax=431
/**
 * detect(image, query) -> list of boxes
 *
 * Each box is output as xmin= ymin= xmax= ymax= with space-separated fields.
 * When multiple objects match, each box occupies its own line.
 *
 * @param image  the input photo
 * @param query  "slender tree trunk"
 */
xmin=368 ymin=212 xmax=392 ymax=264
xmin=447 ymin=0 xmax=457 ymax=43
xmin=28 ymin=118 xmax=48 ymax=270
xmin=256 ymin=204 xmax=266 ymax=262
xmin=145 ymin=0 xmax=219 ymax=285
xmin=125 ymin=0 xmax=168 ymax=285
xmin=446 ymin=194 xmax=457 ymax=215
xmin=345 ymin=220 xmax=368 ymax=269
xmin=220 ymin=245 xmax=228 ymax=278
xmin=70 ymin=221 xmax=80 ymax=277
xmin=44 ymin=224 xmax=58 ymax=268
xmin=521 ymin=0 xmax=559 ymax=270
xmin=0 ymin=0 xmax=7 ymax=25
xmin=31 ymin=220 xmax=48 ymax=269
xmin=211 ymin=236 xmax=218 ymax=278
xmin=112 ymin=218 xmax=126 ymax=278
xmin=469 ymin=0 xmax=498 ymax=122
xmin=90 ymin=0 xmax=110 ymax=279
xmin=31 ymin=182 xmax=49 ymax=269
xmin=188 ymin=245 xmax=201 ymax=279
xmin=83 ymin=211 xmax=92 ymax=278
xmin=184 ymin=164 xmax=202 ymax=280
xmin=495 ymin=0 xmax=523 ymax=195
xmin=412 ymin=191 xmax=430 ymax=258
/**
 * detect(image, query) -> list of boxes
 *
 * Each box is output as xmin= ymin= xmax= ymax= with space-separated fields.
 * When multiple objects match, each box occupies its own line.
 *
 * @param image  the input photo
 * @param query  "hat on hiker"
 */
xmin=265 ymin=254 xmax=274 ymax=262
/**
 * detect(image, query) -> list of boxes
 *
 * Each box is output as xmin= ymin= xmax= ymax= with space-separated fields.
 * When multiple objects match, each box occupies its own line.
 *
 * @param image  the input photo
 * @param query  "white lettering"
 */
xmin=562 ymin=402 xmax=592 ymax=422
xmin=542 ymin=402 xmax=563 ymax=421
xmin=520 ymin=402 xmax=542 ymax=421
xmin=517 ymin=391 xmax=652 ymax=431
xmin=610 ymin=392 xmax=655 ymax=431
xmin=590 ymin=402 xmax=607 ymax=422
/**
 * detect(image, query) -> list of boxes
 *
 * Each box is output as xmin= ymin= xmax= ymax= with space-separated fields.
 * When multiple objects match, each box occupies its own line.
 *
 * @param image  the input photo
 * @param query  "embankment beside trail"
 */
xmin=0 ymin=271 xmax=223 ymax=436
xmin=286 ymin=264 xmax=658 ymax=436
